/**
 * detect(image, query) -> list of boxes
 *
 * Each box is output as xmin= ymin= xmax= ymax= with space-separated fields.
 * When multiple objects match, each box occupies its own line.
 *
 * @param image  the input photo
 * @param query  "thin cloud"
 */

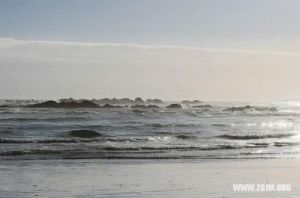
xmin=1 ymin=38 xmax=300 ymax=56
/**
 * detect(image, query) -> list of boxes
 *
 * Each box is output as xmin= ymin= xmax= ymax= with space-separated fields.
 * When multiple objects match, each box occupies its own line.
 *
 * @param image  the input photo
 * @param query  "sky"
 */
xmin=1 ymin=0 xmax=300 ymax=101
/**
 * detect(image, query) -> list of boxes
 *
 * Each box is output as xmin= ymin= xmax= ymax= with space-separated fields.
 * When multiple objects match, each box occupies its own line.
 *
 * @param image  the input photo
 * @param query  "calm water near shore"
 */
xmin=0 ymin=159 xmax=299 ymax=198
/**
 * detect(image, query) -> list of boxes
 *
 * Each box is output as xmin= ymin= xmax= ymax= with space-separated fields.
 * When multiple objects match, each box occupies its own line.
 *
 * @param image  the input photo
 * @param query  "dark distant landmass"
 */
xmin=26 ymin=97 xmax=166 ymax=108
xmin=181 ymin=100 xmax=202 ymax=104
xmin=91 ymin=97 xmax=163 ymax=105
xmin=0 ymin=98 xmax=206 ymax=109
xmin=28 ymin=100 xmax=99 ymax=108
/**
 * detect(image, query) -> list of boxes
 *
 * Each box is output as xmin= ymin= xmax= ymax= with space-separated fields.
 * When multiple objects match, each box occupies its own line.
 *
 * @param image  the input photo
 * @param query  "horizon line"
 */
xmin=0 ymin=97 xmax=299 ymax=103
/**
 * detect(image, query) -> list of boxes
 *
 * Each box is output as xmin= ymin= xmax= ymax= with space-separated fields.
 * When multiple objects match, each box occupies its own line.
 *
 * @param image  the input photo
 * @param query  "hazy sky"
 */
xmin=1 ymin=0 xmax=300 ymax=101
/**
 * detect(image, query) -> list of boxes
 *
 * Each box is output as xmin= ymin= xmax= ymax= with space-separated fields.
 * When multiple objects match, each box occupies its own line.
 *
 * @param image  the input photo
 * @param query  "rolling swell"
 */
xmin=0 ymin=141 xmax=298 ymax=160
xmin=146 ymin=123 xmax=196 ymax=128
xmin=0 ymin=133 xmax=197 ymax=144
xmin=0 ymin=138 xmax=100 ymax=144
xmin=0 ymin=144 xmax=264 ymax=157
xmin=0 ymin=142 xmax=283 ymax=161
xmin=0 ymin=117 xmax=90 ymax=122
xmin=99 ymin=145 xmax=246 ymax=151
xmin=217 ymin=133 xmax=295 ymax=140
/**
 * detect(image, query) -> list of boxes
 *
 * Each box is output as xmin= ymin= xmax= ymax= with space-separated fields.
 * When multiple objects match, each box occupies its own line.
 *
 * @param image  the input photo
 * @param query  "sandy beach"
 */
xmin=0 ymin=158 xmax=299 ymax=198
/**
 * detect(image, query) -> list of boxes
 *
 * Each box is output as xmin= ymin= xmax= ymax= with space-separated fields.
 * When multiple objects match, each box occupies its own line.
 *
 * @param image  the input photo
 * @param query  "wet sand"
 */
xmin=0 ymin=159 xmax=299 ymax=197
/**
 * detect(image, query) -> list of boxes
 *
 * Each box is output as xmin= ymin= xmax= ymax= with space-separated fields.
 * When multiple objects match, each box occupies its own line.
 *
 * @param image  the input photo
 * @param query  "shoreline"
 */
xmin=0 ymin=158 xmax=299 ymax=197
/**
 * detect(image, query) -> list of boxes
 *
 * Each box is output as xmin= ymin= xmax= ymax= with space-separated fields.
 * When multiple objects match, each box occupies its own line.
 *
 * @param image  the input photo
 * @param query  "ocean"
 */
xmin=1 ymin=100 xmax=300 ymax=160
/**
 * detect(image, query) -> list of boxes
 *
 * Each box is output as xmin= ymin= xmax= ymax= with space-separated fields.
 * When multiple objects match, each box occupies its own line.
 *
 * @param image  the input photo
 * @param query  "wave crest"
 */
xmin=217 ymin=133 xmax=295 ymax=140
